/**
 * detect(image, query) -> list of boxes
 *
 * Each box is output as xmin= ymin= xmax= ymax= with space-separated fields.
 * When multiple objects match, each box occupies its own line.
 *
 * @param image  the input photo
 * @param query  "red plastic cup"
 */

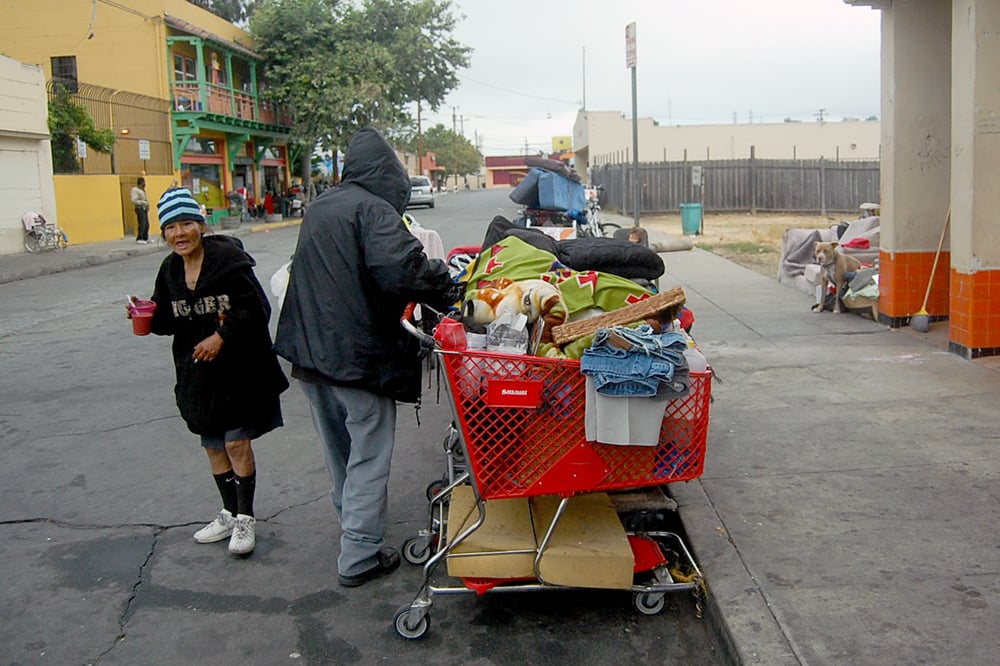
xmin=130 ymin=299 xmax=157 ymax=315
xmin=131 ymin=312 xmax=153 ymax=336
xmin=433 ymin=317 xmax=467 ymax=350
xmin=128 ymin=299 xmax=156 ymax=336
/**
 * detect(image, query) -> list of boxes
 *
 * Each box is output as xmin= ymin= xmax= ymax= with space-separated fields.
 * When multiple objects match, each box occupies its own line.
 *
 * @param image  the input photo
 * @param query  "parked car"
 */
xmin=408 ymin=176 xmax=435 ymax=208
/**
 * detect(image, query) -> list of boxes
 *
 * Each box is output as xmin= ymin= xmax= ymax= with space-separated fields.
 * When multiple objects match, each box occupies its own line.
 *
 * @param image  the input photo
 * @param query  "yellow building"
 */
xmin=0 ymin=0 xmax=293 ymax=242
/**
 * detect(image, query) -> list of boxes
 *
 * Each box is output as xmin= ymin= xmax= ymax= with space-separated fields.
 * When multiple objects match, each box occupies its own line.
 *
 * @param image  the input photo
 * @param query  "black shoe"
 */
xmin=338 ymin=547 xmax=401 ymax=587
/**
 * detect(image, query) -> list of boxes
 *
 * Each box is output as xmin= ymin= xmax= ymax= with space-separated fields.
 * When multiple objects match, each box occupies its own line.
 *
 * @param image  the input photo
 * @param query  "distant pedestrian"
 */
xmin=130 ymin=177 xmax=150 ymax=244
xmin=145 ymin=187 xmax=289 ymax=556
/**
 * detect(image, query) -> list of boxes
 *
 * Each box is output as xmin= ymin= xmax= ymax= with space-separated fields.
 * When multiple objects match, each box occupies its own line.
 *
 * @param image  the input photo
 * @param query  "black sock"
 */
xmin=234 ymin=471 xmax=256 ymax=518
xmin=213 ymin=470 xmax=238 ymax=515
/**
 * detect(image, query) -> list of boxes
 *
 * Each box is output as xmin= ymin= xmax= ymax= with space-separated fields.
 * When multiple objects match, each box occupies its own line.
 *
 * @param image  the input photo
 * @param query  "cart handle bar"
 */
xmin=401 ymin=302 xmax=438 ymax=348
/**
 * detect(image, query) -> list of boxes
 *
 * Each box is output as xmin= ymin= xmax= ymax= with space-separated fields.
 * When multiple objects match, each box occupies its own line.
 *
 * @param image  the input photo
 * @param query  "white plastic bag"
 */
xmin=270 ymin=260 xmax=291 ymax=311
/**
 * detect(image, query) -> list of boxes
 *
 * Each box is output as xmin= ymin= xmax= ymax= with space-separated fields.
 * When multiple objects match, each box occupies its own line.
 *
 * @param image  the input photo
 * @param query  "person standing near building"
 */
xmin=130 ymin=177 xmax=150 ymax=244
xmin=274 ymin=127 xmax=462 ymax=587
xmin=146 ymin=187 xmax=289 ymax=556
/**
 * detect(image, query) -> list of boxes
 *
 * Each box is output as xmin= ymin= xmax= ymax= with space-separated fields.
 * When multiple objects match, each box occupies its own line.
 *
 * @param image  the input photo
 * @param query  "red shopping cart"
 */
xmin=394 ymin=306 xmax=712 ymax=640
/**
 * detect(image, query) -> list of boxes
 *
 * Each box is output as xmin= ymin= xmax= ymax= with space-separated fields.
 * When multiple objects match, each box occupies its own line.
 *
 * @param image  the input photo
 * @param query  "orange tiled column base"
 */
xmin=877 ymin=249 xmax=950 ymax=323
xmin=949 ymin=268 xmax=1000 ymax=358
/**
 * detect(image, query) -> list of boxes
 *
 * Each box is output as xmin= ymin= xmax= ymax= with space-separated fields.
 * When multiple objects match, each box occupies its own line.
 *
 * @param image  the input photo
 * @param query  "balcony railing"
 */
xmin=172 ymin=83 xmax=292 ymax=127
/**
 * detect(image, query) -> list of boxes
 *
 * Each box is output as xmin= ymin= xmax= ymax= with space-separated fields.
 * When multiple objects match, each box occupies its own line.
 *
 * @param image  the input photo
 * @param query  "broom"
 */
xmin=911 ymin=208 xmax=950 ymax=333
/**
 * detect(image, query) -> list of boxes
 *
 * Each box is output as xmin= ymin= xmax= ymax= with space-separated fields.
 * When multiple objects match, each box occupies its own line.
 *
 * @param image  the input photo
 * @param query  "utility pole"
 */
xmin=816 ymin=108 xmax=826 ymax=123
xmin=417 ymin=100 xmax=424 ymax=176
xmin=452 ymin=107 xmax=457 ymax=134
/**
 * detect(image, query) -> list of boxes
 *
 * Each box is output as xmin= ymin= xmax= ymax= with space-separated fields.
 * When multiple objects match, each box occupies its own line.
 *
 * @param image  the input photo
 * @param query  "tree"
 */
xmin=250 ymin=0 xmax=469 ymax=187
xmin=187 ymin=0 xmax=260 ymax=24
xmin=48 ymin=86 xmax=115 ymax=173
xmin=357 ymin=0 xmax=470 ymax=111
xmin=250 ymin=0 xmax=400 ymax=187
xmin=415 ymin=124 xmax=481 ymax=184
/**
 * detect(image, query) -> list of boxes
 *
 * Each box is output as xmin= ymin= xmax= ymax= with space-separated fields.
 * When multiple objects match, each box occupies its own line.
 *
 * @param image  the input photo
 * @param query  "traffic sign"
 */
xmin=625 ymin=22 xmax=637 ymax=68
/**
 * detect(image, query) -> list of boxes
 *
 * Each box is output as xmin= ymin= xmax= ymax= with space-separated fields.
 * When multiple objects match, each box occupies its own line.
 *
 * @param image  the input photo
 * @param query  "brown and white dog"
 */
xmin=813 ymin=241 xmax=862 ymax=313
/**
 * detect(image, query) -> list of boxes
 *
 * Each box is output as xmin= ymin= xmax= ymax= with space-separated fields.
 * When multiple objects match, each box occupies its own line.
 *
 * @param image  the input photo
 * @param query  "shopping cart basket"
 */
xmin=394 ymin=306 xmax=712 ymax=640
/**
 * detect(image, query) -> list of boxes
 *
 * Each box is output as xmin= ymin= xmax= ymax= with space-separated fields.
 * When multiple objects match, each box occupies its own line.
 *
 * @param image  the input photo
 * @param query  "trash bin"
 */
xmin=680 ymin=203 xmax=702 ymax=236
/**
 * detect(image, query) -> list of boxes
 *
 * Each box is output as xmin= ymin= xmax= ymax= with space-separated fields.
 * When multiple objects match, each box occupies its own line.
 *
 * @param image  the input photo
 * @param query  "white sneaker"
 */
xmin=193 ymin=509 xmax=234 ymax=543
xmin=136 ymin=239 xmax=147 ymax=244
xmin=228 ymin=514 xmax=256 ymax=555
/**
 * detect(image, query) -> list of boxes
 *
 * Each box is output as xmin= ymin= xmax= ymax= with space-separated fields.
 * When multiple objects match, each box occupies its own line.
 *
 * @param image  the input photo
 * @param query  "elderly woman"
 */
xmin=148 ymin=187 xmax=288 ymax=556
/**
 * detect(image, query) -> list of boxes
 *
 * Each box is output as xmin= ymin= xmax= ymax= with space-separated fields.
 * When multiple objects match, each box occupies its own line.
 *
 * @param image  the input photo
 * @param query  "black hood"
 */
xmin=340 ymin=127 xmax=411 ymax=214
xmin=196 ymin=235 xmax=254 ymax=284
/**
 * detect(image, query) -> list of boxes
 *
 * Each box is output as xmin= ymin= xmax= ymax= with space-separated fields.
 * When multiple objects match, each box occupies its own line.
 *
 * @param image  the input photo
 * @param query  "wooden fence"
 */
xmin=591 ymin=157 xmax=880 ymax=215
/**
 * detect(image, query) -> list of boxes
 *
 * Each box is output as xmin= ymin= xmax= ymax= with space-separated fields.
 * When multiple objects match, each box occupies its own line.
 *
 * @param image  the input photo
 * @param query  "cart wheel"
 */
xmin=394 ymin=605 xmax=430 ymax=640
xmin=425 ymin=478 xmax=447 ymax=501
xmin=24 ymin=232 xmax=41 ymax=254
xmin=632 ymin=591 xmax=666 ymax=616
xmin=402 ymin=536 xmax=432 ymax=565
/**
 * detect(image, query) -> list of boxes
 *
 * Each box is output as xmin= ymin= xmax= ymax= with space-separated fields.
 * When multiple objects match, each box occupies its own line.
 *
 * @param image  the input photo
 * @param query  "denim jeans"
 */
xmin=581 ymin=324 xmax=689 ymax=397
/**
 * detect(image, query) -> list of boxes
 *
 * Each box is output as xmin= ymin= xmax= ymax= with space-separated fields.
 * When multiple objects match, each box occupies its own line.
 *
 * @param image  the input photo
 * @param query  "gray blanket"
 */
xmin=777 ymin=216 xmax=880 ymax=295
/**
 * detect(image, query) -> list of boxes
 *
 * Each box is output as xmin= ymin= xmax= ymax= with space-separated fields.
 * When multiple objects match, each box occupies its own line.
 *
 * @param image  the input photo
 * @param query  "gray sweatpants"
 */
xmin=299 ymin=381 xmax=396 ymax=577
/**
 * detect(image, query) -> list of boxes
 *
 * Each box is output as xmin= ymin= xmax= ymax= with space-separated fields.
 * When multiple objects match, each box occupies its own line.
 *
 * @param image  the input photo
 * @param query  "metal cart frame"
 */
xmin=395 ymin=313 xmax=712 ymax=640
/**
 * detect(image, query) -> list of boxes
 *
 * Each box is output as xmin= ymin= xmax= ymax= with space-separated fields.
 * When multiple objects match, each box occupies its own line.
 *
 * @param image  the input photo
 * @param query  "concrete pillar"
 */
xmin=949 ymin=0 xmax=1000 ymax=357
xmin=877 ymin=0 xmax=952 ymax=324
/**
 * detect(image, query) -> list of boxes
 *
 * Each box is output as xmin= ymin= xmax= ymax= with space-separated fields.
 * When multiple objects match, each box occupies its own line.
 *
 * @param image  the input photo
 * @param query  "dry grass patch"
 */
xmin=643 ymin=212 xmax=837 ymax=278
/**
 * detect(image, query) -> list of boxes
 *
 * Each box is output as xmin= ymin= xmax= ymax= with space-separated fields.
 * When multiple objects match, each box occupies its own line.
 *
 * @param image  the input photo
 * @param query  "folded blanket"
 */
xmin=558 ymin=237 xmax=664 ymax=280
xmin=464 ymin=236 xmax=654 ymax=343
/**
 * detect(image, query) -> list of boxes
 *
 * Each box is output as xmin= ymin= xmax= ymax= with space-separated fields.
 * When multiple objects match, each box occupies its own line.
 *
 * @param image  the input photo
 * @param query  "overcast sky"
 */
xmin=419 ymin=0 xmax=882 ymax=157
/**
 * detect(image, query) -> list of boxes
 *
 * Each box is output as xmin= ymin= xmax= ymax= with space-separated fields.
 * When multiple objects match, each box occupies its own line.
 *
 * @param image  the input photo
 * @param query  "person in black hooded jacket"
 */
xmin=274 ymin=127 xmax=461 ymax=587
xmin=148 ymin=187 xmax=288 ymax=557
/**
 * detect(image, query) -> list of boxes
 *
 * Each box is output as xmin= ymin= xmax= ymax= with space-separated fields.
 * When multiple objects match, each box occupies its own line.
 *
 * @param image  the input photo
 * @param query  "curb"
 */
xmin=248 ymin=218 xmax=303 ymax=233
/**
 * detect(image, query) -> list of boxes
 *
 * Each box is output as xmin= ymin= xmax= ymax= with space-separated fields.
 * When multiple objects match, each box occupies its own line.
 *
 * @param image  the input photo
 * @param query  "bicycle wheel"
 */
xmin=24 ymin=231 xmax=41 ymax=253
xmin=600 ymin=222 xmax=622 ymax=237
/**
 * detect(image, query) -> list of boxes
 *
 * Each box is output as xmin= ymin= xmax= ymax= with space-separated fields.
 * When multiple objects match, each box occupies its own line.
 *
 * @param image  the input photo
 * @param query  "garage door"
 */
xmin=0 ymin=139 xmax=44 ymax=222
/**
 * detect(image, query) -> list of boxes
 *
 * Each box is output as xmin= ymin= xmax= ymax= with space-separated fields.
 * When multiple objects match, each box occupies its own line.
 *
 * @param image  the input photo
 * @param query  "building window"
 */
xmin=184 ymin=138 xmax=219 ymax=154
xmin=51 ymin=55 xmax=78 ymax=92
xmin=173 ymin=54 xmax=197 ymax=82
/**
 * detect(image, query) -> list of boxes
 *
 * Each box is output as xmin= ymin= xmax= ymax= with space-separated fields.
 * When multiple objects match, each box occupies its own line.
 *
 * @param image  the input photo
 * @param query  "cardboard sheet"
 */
xmin=445 ymin=487 xmax=634 ymax=589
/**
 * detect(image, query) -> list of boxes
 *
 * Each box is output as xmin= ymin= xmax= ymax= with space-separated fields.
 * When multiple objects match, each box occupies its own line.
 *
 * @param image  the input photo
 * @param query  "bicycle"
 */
xmin=22 ymin=211 xmax=68 ymax=253
xmin=580 ymin=185 xmax=621 ymax=238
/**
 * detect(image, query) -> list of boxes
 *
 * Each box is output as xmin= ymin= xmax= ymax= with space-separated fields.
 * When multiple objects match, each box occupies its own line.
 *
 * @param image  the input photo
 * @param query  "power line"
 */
xmin=457 ymin=74 xmax=579 ymax=106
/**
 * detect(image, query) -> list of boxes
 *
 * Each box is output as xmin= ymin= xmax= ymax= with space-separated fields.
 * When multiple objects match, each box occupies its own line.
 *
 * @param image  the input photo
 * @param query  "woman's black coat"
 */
xmin=150 ymin=235 xmax=288 ymax=435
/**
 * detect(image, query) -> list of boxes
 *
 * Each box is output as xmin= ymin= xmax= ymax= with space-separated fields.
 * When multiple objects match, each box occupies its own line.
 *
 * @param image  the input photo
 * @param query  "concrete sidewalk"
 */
xmin=0 ymin=217 xmax=298 ymax=285
xmin=2 ymin=216 xmax=999 ymax=664
xmin=653 ymin=237 xmax=1000 ymax=664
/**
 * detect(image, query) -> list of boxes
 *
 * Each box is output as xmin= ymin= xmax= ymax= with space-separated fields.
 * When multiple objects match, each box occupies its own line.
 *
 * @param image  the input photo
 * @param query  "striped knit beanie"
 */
xmin=157 ymin=187 xmax=204 ymax=228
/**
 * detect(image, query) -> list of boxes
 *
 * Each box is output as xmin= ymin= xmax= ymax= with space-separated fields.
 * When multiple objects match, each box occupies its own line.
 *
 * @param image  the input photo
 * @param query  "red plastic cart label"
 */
xmin=486 ymin=379 xmax=544 ymax=409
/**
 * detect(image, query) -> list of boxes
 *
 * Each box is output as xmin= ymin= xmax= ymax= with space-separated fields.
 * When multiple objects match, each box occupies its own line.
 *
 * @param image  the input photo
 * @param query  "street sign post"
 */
xmin=626 ymin=22 xmax=639 ymax=228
